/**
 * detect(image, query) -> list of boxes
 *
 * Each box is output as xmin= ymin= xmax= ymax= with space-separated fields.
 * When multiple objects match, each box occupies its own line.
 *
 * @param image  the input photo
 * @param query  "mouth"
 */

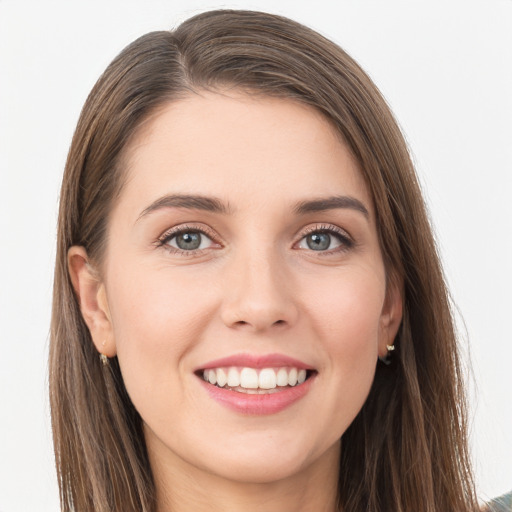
xmin=195 ymin=353 xmax=317 ymax=414
xmin=196 ymin=366 xmax=316 ymax=394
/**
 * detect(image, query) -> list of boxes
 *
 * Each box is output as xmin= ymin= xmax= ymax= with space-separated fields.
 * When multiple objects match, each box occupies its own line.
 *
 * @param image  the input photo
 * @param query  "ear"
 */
xmin=378 ymin=276 xmax=403 ymax=358
xmin=68 ymin=246 xmax=116 ymax=357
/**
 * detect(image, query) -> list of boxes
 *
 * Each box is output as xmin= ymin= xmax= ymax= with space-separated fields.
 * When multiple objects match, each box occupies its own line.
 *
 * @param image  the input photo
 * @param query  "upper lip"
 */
xmin=196 ymin=353 xmax=313 ymax=371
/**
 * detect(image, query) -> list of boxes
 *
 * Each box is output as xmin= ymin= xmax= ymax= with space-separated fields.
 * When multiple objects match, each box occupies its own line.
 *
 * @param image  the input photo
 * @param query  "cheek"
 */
xmin=304 ymin=268 xmax=385 ymax=428
xmin=109 ymin=260 xmax=216 ymax=339
xmin=310 ymin=267 xmax=386 ymax=353
xmin=105 ymin=265 xmax=217 ymax=402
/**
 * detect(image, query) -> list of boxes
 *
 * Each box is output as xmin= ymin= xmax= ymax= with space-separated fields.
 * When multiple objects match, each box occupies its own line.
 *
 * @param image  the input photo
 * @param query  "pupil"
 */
xmin=307 ymin=232 xmax=330 ymax=251
xmin=176 ymin=232 xmax=201 ymax=250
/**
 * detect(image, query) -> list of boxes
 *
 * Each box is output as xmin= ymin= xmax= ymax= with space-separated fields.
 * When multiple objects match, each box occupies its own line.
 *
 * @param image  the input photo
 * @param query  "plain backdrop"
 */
xmin=1 ymin=1 xmax=511 ymax=510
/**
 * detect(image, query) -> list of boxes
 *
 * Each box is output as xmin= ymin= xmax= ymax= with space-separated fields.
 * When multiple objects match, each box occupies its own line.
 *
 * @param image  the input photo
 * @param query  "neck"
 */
xmin=148 ymin=436 xmax=340 ymax=512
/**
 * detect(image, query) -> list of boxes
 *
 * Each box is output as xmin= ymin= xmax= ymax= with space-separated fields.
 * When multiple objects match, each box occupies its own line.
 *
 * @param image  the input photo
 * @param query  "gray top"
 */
xmin=487 ymin=491 xmax=512 ymax=512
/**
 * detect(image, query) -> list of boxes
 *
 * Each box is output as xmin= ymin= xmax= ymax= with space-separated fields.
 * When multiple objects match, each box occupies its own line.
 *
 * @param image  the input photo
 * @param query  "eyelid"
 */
xmin=299 ymin=223 xmax=351 ymax=238
xmin=156 ymin=223 xmax=221 ymax=252
xmin=155 ymin=222 xmax=354 ymax=256
xmin=294 ymin=223 xmax=355 ymax=252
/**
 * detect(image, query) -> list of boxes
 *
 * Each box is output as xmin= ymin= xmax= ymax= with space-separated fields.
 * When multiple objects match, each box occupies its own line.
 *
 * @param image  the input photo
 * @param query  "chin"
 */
xmin=194 ymin=431 xmax=340 ymax=485
xmin=204 ymin=452 xmax=313 ymax=485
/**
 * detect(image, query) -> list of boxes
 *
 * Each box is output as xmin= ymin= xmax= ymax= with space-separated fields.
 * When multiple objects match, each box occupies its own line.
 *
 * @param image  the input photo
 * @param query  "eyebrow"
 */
xmin=136 ymin=194 xmax=230 ymax=222
xmin=136 ymin=193 xmax=369 ymax=222
xmin=293 ymin=196 xmax=369 ymax=219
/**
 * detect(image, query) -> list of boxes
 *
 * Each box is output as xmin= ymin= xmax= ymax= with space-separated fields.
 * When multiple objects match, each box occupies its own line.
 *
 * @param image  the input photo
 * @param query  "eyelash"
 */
xmin=156 ymin=224 xmax=220 ymax=257
xmin=156 ymin=223 xmax=354 ymax=256
xmin=296 ymin=224 xmax=354 ymax=254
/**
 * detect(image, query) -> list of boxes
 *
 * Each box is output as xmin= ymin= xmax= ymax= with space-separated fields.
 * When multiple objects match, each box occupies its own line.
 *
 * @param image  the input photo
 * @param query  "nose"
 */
xmin=220 ymin=248 xmax=299 ymax=333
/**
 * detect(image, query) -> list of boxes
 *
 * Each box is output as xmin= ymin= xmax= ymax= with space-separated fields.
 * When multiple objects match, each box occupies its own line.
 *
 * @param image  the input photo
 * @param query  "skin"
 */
xmin=69 ymin=92 xmax=402 ymax=512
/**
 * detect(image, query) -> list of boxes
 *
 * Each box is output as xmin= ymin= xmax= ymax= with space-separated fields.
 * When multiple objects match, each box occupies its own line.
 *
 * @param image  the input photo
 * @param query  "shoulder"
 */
xmin=485 ymin=491 xmax=512 ymax=512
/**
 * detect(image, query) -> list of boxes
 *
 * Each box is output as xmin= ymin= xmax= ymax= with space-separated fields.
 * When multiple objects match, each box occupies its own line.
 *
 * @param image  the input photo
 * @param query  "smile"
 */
xmin=202 ymin=366 xmax=309 ymax=393
xmin=196 ymin=354 xmax=317 ymax=414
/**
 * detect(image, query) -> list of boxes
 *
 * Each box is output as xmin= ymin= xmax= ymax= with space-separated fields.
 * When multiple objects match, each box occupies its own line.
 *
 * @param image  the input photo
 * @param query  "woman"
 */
xmin=50 ymin=9 xmax=479 ymax=512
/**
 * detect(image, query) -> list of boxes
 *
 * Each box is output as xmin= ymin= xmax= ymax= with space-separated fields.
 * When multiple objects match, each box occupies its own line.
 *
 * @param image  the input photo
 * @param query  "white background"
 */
xmin=0 ymin=1 xmax=511 ymax=510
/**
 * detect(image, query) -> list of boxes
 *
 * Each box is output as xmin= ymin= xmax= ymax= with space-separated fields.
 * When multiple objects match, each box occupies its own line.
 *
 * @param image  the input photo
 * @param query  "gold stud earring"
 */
xmin=99 ymin=340 xmax=109 ymax=366
xmin=379 ymin=344 xmax=396 ymax=366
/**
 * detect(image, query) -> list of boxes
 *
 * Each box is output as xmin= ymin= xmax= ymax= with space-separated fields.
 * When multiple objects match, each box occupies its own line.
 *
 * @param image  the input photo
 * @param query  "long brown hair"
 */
xmin=50 ymin=9 xmax=479 ymax=511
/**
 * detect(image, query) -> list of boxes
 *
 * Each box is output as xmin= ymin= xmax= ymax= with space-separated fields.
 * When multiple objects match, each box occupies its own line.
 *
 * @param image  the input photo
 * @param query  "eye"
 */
xmin=296 ymin=226 xmax=353 ymax=252
xmin=158 ymin=225 xmax=218 ymax=254
xmin=170 ymin=231 xmax=207 ymax=251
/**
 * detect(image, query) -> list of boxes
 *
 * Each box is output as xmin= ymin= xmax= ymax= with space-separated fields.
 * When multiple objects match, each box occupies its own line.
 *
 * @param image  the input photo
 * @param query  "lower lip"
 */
xmin=199 ymin=374 xmax=315 ymax=415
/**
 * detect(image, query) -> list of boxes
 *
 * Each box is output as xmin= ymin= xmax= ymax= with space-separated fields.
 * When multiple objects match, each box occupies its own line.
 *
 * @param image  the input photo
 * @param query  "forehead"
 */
xmin=119 ymin=91 xmax=372 ymax=217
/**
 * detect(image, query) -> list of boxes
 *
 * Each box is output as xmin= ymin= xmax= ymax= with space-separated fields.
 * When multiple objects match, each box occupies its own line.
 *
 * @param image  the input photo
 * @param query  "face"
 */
xmin=72 ymin=91 xmax=401 ymax=486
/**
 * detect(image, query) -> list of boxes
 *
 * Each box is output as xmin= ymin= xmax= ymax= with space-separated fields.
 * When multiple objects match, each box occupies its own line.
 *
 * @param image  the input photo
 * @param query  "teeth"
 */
xmin=202 ymin=366 xmax=310 ymax=390
xmin=276 ymin=368 xmax=288 ymax=387
xmin=227 ymin=367 xmax=240 ymax=387
xmin=288 ymin=368 xmax=298 ymax=386
xmin=216 ymin=368 xmax=227 ymax=387
xmin=258 ymin=368 xmax=276 ymax=389
xmin=240 ymin=368 xmax=259 ymax=389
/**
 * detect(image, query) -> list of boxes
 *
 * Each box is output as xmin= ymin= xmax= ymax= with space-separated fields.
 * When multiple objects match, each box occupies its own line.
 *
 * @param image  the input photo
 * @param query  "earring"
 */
xmin=99 ymin=340 xmax=109 ymax=366
xmin=379 ymin=344 xmax=395 ymax=366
